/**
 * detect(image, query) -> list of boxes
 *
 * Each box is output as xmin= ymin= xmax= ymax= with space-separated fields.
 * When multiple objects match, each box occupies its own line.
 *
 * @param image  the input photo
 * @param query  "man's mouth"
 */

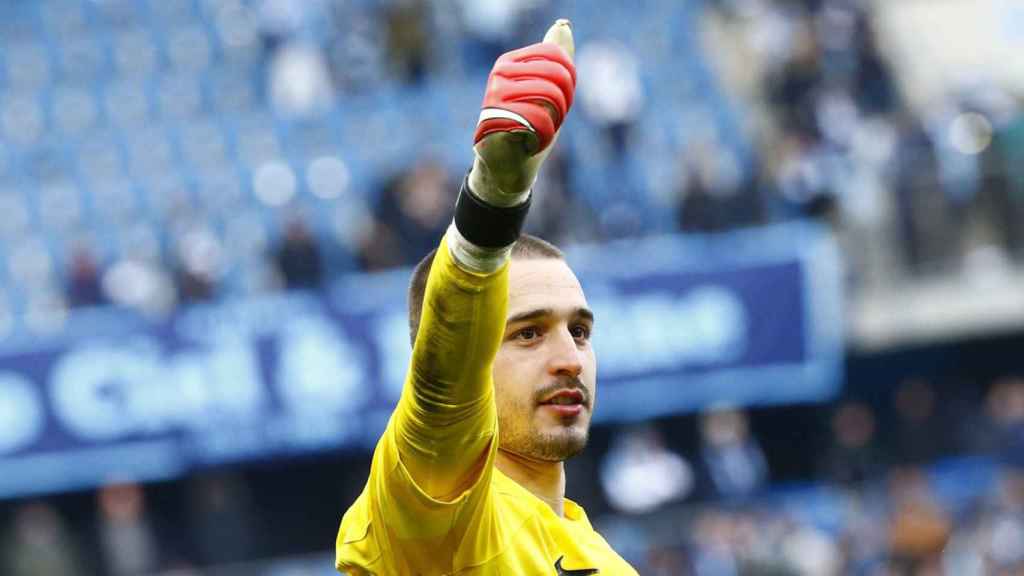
xmin=539 ymin=389 xmax=586 ymax=407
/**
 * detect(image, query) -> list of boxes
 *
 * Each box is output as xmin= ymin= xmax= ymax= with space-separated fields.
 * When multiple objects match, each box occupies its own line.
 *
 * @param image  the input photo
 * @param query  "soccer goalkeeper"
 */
xmin=335 ymin=20 xmax=638 ymax=575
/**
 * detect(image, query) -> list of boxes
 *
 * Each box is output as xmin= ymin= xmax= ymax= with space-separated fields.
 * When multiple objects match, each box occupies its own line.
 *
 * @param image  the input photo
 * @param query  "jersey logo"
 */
xmin=554 ymin=555 xmax=599 ymax=575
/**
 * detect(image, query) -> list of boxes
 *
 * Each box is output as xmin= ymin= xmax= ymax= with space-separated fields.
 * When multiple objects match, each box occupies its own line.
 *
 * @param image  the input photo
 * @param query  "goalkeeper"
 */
xmin=336 ymin=20 xmax=638 ymax=575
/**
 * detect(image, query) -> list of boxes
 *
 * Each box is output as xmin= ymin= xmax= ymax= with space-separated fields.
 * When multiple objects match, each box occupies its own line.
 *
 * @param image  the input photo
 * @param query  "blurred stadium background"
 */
xmin=0 ymin=0 xmax=1022 ymax=574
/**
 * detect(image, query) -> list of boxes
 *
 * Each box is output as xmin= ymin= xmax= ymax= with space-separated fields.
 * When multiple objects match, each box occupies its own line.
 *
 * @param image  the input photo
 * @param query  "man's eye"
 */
xmin=570 ymin=324 xmax=591 ymax=340
xmin=515 ymin=327 xmax=539 ymax=341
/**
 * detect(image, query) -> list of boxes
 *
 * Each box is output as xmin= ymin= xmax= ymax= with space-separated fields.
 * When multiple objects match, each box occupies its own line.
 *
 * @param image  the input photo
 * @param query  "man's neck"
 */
xmin=495 ymin=448 xmax=567 ymax=517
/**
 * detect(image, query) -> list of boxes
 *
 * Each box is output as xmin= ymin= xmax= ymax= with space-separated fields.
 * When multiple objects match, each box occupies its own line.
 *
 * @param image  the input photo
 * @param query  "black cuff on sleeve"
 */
xmin=453 ymin=172 xmax=531 ymax=249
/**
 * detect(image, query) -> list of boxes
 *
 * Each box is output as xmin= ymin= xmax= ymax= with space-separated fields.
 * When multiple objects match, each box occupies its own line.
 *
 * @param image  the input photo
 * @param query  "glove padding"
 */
xmin=469 ymin=20 xmax=575 ymax=206
xmin=474 ymin=41 xmax=576 ymax=153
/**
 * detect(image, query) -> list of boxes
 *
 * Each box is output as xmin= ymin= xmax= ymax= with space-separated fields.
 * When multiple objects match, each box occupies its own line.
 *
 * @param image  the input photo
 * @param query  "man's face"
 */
xmin=493 ymin=257 xmax=596 ymax=462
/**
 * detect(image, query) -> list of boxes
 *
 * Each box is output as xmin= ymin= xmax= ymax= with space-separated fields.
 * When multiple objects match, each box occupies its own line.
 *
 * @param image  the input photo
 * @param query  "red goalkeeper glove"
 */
xmin=449 ymin=19 xmax=576 ymax=272
xmin=468 ymin=19 xmax=576 ymax=207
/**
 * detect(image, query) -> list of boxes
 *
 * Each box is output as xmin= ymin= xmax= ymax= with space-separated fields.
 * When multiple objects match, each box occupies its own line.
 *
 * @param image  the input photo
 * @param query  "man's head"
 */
xmin=408 ymin=235 xmax=596 ymax=462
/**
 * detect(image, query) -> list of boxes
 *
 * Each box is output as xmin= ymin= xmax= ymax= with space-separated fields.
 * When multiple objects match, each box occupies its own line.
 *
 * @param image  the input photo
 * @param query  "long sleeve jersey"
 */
xmin=336 ymin=233 xmax=637 ymax=575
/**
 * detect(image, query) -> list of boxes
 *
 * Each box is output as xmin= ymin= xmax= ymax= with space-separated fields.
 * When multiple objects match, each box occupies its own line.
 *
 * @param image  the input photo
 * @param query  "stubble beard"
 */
xmin=498 ymin=412 xmax=589 ymax=462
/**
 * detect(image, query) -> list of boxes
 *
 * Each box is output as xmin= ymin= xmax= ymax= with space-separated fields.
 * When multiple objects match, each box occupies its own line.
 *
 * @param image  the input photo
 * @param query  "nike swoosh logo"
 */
xmin=554 ymin=555 xmax=599 ymax=575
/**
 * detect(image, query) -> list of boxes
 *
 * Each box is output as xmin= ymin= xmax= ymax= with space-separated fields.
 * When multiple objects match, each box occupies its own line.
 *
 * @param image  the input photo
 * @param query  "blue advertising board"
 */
xmin=0 ymin=222 xmax=843 ymax=498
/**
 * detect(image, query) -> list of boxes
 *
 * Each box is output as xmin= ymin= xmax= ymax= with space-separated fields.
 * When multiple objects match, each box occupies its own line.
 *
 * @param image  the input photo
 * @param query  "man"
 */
xmin=336 ymin=20 xmax=638 ymax=575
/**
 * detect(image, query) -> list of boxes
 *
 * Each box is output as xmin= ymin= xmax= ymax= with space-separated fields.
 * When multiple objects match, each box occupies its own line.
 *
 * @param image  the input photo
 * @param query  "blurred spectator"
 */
xmin=178 ymin=273 xmax=214 ymax=303
xmin=174 ymin=226 xmax=224 ymax=303
xmin=767 ymin=15 xmax=823 ymax=142
xmin=576 ymin=39 xmax=644 ymax=160
xmin=359 ymin=158 xmax=454 ymax=270
xmin=599 ymin=425 xmax=694 ymax=514
xmin=983 ymin=377 xmax=1024 ymax=467
xmin=976 ymin=110 xmax=1024 ymax=263
xmin=187 ymin=473 xmax=259 ymax=566
xmin=676 ymin=140 xmax=762 ymax=233
xmin=257 ymin=0 xmax=334 ymax=117
xmin=382 ymin=0 xmax=433 ymax=85
xmin=97 ymin=482 xmax=160 ymax=576
xmin=892 ymin=378 xmax=946 ymax=465
xmin=676 ymin=164 xmax=719 ymax=234
xmin=176 ymin=264 xmax=216 ymax=302
xmin=943 ymin=465 xmax=1024 ymax=576
xmin=1 ymin=502 xmax=82 ymax=576
xmin=777 ymin=518 xmax=843 ymax=575
xmin=850 ymin=13 xmax=898 ymax=117
xmin=678 ymin=143 xmax=731 ymax=233
xmin=822 ymin=401 xmax=883 ymax=486
xmin=267 ymin=41 xmax=334 ymax=118
xmin=771 ymin=133 xmax=839 ymax=223
xmin=890 ymin=113 xmax=955 ymax=276
xmin=886 ymin=467 xmax=951 ymax=574
xmin=697 ymin=407 xmax=768 ymax=499
xmin=103 ymin=255 xmax=177 ymax=316
xmin=356 ymin=216 xmax=407 ymax=271
xmin=66 ymin=245 xmax=105 ymax=308
xmin=989 ymin=470 xmax=1024 ymax=567
xmin=275 ymin=217 xmax=323 ymax=289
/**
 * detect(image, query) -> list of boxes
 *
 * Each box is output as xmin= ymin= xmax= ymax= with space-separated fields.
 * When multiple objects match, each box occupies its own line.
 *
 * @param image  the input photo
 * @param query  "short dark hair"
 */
xmin=408 ymin=234 xmax=564 ymax=346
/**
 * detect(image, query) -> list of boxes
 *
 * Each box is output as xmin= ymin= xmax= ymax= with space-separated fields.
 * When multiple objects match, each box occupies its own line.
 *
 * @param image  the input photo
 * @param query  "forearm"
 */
xmin=409 ymin=230 xmax=508 ymax=407
xmin=392 ymin=228 xmax=509 ymax=498
xmin=386 ymin=19 xmax=573 ymax=501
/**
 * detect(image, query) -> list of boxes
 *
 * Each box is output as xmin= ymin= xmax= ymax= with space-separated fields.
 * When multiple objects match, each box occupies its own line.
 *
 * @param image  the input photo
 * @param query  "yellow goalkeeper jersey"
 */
xmin=335 ymin=235 xmax=637 ymax=575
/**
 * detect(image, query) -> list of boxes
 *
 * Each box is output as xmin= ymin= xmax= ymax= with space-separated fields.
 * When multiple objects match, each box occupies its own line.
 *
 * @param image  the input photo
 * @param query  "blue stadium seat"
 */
xmin=0 ymin=0 xmax=753 ymax=314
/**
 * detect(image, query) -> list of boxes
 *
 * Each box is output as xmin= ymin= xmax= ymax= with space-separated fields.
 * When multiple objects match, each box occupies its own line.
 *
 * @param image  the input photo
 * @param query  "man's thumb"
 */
xmin=543 ymin=19 xmax=574 ymax=62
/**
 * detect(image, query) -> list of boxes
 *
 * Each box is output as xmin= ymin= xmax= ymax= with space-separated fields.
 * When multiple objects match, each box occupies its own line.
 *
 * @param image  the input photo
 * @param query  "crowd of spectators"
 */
xmin=598 ymin=375 xmax=1024 ymax=575
xmin=610 ymin=460 xmax=1024 ymax=575
xmin=2 ymin=373 xmax=1020 ymax=575
xmin=44 ymin=0 xmax=1019 ymax=318
xmin=707 ymin=0 xmax=1024 ymax=288
xmin=1 ymin=474 xmax=262 ymax=576
xmin=31 ymin=0 xmax=588 ymax=317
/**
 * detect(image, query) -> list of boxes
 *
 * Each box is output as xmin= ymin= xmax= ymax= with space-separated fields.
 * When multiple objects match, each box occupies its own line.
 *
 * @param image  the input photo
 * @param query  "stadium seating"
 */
xmin=0 ymin=0 xmax=745 ymax=338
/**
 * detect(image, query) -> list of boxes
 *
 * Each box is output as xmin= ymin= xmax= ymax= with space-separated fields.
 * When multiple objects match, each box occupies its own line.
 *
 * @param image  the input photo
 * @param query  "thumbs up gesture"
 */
xmin=468 ymin=19 xmax=576 ymax=207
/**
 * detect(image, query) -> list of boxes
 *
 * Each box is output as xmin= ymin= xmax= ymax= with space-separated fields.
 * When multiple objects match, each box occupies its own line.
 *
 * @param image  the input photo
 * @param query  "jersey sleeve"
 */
xmin=336 ymin=232 xmax=508 ymax=573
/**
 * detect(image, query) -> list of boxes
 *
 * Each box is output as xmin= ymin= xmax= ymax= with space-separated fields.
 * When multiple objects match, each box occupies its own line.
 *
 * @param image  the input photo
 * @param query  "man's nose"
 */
xmin=547 ymin=326 xmax=584 ymax=378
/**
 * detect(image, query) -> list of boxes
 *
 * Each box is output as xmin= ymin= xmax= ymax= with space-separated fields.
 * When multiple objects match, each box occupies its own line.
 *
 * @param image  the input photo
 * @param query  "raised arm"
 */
xmin=336 ymin=21 xmax=576 ymax=573
xmin=392 ymin=20 xmax=577 ymax=500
